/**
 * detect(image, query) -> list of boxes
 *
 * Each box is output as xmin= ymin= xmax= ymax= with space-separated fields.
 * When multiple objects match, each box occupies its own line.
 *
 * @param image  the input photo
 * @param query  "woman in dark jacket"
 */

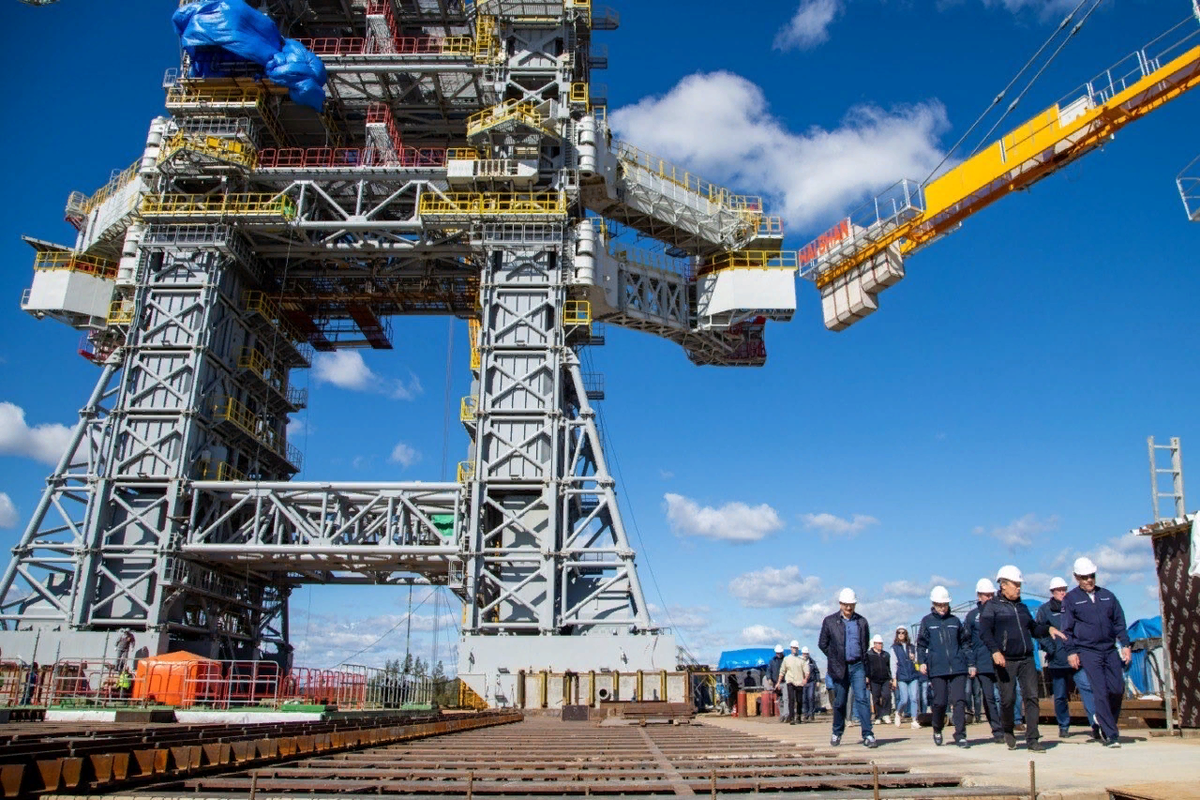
xmin=917 ymin=586 xmax=976 ymax=747
xmin=890 ymin=626 xmax=921 ymax=728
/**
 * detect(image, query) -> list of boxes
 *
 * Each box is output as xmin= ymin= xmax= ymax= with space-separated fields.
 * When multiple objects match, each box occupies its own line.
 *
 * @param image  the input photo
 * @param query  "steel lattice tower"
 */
xmin=2 ymin=0 xmax=798 ymax=697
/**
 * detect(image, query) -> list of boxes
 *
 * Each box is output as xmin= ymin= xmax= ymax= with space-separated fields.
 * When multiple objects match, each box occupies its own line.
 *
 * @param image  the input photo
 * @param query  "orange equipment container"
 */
xmin=132 ymin=651 xmax=223 ymax=707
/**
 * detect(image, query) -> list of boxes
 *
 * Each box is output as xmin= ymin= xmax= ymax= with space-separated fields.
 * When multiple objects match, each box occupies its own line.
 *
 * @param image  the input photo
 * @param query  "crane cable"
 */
xmin=923 ymin=0 xmax=1106 ymax=185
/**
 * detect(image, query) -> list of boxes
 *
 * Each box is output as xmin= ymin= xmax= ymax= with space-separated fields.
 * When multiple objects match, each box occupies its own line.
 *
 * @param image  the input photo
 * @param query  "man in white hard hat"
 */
xmin=917 ymin=586 xmax=975 ymax=747
xmin=799 ymin=646 xmax=820 ymax=720
xmin=962 ymin=578 xmax=1003 ymax=742
xmin=777 ymin=640 xmax=809 ymax=724
xmin=865 ymin=634 xmax=893 ymax=725
xmin=818 ymin=588 xmax=876 ymax=748
xmin=766 ymin=644 xmax=787 ymax=723
xmin=1061 ymin=556 xmax=1132 ymax=748
xmin=978 ymin=565 xmax=1064 ymax=751
xmin=1035 ymin=576 xmax=1099 ymax=739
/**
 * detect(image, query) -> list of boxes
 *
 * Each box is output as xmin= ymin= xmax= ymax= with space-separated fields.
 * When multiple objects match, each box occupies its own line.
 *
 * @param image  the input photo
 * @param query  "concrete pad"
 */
xmin=175 ymin=710 xmax=324 ymax=724
xmin=699 ymin=713 xmax=1199 ymax=799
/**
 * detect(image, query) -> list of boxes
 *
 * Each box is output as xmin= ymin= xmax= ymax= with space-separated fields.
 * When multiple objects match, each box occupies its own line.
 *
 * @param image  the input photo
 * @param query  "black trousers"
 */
xmin=786 ymin=683 xmax=802 ymax=721
xmin=996 ymin=658 xmax=1040 ymax=741
xmin=869 ymin=680 xmax=892 ymax=718
xmin=930 ymin=674 xmax=967 ymax=738
xmin=975 ymin=671 xmax=1002 ymax=735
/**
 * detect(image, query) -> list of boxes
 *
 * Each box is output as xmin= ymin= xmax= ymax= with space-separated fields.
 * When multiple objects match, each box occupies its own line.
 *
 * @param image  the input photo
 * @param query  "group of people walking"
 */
xmin=762 ymin=556 xmax=1131 ymax=752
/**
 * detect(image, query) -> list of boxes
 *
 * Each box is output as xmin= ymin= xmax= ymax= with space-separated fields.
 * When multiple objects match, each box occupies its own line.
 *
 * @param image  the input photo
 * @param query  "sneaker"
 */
xmin=954 ymin=736 xmax=969 ymax=749
xmin=993 ymin=733 xmax=1005 ymax=744
xmin=863 ymin=735 xmax=877 ymax=749
xmin=895 ymin=714 xmax=903 ymax=728
xmin=1105 ymin=738 xmax=1121 ymax=749
xmin=933 ymin=731 xmax=943 ymax=746
xmin=1028 ymin=740 xmax=1046 ymax=753
xmin=1092 ymin=726 xmax=1104 ymax=742
xmin=1005 ymin=733 xmax=1017 ymax=750
xmin=911 ymin=720 xmax=920 ymax=730
xmin=1059 ymin=727 xmax=1070 ymax=738
xmin=881 ymin=714 xmax=891 ymax=724
xmin=1014 ymin=723 xmax=1026 ymax=733
xmin=830 ymin=734 xmax=841 ymax=747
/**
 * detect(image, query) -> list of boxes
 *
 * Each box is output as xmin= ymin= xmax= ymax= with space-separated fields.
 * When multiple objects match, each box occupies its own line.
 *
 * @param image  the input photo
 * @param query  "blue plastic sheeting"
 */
xmin=1128 ymin=650 xmax=1153 ymax=693
xmin=1128 ymin=616 xmax=1162 ymax=642
xmin=717 ymin=648 xmax=776 ymax=671
xmin=173 ymin=0 xmax=327 ymax=110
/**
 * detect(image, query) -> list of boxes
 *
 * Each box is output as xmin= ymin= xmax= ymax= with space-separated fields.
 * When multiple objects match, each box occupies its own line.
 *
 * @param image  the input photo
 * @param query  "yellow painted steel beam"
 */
xmin=813 ymin=39 xmax=1200 ymax=290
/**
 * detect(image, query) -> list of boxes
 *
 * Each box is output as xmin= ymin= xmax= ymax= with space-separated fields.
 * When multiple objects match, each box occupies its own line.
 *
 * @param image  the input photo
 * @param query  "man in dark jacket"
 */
xmin=917 ymin=586 xmax=975 ymax=747
xmin=979 ymin=565 xmax=1062 ymax=751
xmin=766 ymin=644 xmax=786 ymax=722
xmin=1036 ymin=576 xmax=1099 ymax=739
xmin=865 ymin=635 xmax=892 ymax=725
xmin=963 ymin=577 xmax=1003 ymax=742
xmin=1061 ymin=556 xmax=1131 ymax=749
xmin=818 ymin=587 xmax=876 ymax=748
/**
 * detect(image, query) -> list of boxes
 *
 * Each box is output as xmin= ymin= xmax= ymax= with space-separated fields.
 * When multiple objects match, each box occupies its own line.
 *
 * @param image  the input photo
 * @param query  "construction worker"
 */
xmin=979 ymin=565 xmax=1062 ymax=752
xmin=799 ymin=646 xmax=819 ymax=720
xmin=917 ymin=586 xmax=975 ymax=747
xmin=114 ymin=628 xmax=136 ymax=673
xmin=766 ymin=644 xmax=787 ymax=723
xmin=1036 ymin=576 xmax=1098 ymax=739
xmin=865 ymin=634 xmax=892 ymax=725
xmin=818 ymin=588 xmax=876 ymax=748
xmin=1061 ymin=556 xmax=1132 ymax=749
xmin=963 ymin=578 xmax=1003 ymax=742
xmin=116 ymin=670 xmax=133 ymax=699
xmin=777 ymin=640 xmax=808 ymax=724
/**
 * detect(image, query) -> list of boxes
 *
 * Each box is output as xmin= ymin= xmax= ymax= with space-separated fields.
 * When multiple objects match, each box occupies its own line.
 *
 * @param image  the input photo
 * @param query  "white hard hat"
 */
xmin=775 ymin=644 xmax=784 ymax=653
xmin=930 ymin=585 xmax=952 ymax=604
xmin=1073 ymin=557 xmax=1098 ymax=576
xmin=996 ymin=565 xmax=1023 ymax=583
xmin=790 ymin=639 xmax=800 ymax=649
xmin=838 ymin=587 xmax=858 ymax=604
xmin=872 ymin=634 xmax=883 ymax=644
xmin=896 ymin=624 xmax=907 ymax=632
xmin=1049 ymin=576 xmax=1068 ymax=590
xmin=801 ymin=646 xmax=809 ymax=654
xmin=975 ymin=578 xmax=996 ymax=594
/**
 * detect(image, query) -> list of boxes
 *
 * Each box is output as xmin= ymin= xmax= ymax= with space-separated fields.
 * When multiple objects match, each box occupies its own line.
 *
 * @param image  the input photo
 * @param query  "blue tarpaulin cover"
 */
xmin=717 ymin=648 xmax=775 ymax=671
xmin=1127 ymin=616 xmax=1162 ymax=641
xmin=173 ymin=0 xmax=327 ymax=110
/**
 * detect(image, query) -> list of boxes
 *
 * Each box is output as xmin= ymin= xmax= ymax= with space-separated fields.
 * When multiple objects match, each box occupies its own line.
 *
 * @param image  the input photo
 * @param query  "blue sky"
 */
xmin=1 ymin=0 xmax=1196 ymax=669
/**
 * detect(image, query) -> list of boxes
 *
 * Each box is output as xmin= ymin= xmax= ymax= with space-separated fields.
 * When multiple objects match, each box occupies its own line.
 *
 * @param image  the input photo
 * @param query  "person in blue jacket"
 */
xmin=962 ymin=577 xmax=1003 ymax=743
xmin=1035 ymin=576 xmax=1098 ymax=739
xmin=1060 ymin=556 xmax=1131 ymax=749
xmin=917 ymin=586 xmax=975 ymax=747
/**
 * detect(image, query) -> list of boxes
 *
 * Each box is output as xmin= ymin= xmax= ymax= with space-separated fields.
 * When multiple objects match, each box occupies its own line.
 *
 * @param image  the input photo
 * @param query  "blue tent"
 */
xmin=1127 ymin=616 xmax=1164 ymax=694
xmin=717 ymin=648 xmax=775 ymax=671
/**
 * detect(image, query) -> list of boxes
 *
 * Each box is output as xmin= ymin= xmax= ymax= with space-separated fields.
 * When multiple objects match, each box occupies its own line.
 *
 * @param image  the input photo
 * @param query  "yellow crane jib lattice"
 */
xmin=140 ymin=193 xmax=297 ymax=222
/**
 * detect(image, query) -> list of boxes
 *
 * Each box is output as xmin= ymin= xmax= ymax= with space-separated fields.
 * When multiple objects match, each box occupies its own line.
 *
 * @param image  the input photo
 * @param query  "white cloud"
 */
xmin=789 ymin=602 xmax=829 ymax=629
xmin=729 ymin=565 xmax=822 ymax=608
xmin=741 ymin=624 xmax=785 ymax=646
xmin=801 ymin=512 xmax=879 ymax=539
xmin=287 ymin=417 xmax=311 ymax=438
xmin=774 ymin=0 xmax=841 ymax=51
xmin=389 ymin=442 xmax=421 ymax=468
xmin=1086 ymin=533 xmax=1154 ymax=582
xmin=659 ymin=469 xmax=675 ymax=480
xmin=663 ymin=493 xmax=784 ymax=543
xmin=313 ymin=352 xmax=422 ymax=400
xmin=610 ymin=72 xmax=947 ymax=231
xmin=1022 ymin=572 xmax=1057 ymax=594
xmin=314 ymin=351 xmax=376 ymax=391
xmin=981 ymin=0 xmax=1077 ymax=16
xmin=0 ymin=402 xmax=73 ymax=467
xmin=977 ymin=513 xmax=1059 ymax=550
xmin=883 ymin=575 xmax=962 ymax=599
xmin=930 ymin=574 xmax=960 ymax=588
xmin=857 ymin=597 xmax=920 ymax=636
xmin=0 ymin=493 xmax=18 ymax=528
xmin=665 ymin=605 xmax=711 ymax=632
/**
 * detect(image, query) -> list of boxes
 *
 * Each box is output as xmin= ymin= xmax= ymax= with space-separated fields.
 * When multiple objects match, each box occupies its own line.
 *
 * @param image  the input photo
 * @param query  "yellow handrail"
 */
xmin=460 ymin=396 xmax=477 ymax=422
xmin=701 ymin=251 xmax=798 ymax=272
xmin=419 ymin=192 xmax=566 ymax=218
xmin=33 ymin=252 xmax=118 ymax=280
xmin=159 ymin=131 xmax=258 ymax=169
xmin=80 ymin=161 xmax=140 ymax=215
xmin=468 ymin=318 xmax=482 ymax=370
xmin=564 ymin=300 xmax=591 ymax=325
xmin=456 ymin=461 xmax=475 ymax=483
xmin=140 ymin=193 xmax=296 ymax=220
xmin=467 ymin=99 xmax=554 ymax=138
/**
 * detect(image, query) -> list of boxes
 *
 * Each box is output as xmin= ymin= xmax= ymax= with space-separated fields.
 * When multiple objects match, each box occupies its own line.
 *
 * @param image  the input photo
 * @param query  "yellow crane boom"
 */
xmin=802 ymin=15 xmax=1200 ymax=331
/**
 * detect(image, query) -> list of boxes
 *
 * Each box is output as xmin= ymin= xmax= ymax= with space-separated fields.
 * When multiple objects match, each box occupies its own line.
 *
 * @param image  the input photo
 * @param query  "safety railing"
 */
xmin=203 ymin=460 xmax=247 ymax=481
xmin=616 ymin=142 xmax=764 ymax=215
xmin=256 ymin=146 xmax=447 ymax=169
xmin=419 ymin=192 xmax=567 ymax=219
xmin=77 ymin=161 xmax=140 ymax=216
xmin=107 ymin=298 xmax=135 ymax=325
xmin=1178 ymin=152 xmax=1200 ymax=221
xmin=609 ymin=242 xmax=693 ymax=281
xmin=457 ymin=460 xmax=475 ymax=483
xmin=467 ymin=99 xmax=556 ymax=138
xmin=242 ymin=291 xmax=312 ymax=363
xmin=165 ymin=84 xmax=265 ymax=109
xmin=699 ymin=250 xmax=798 ymax=274
xmin=297 ymin=35 xmax=473 ymax=57
xmin=159 ymin=130 xmax=257 ymax=169
xmin=468 ymin=317 xmax=482 ymax=370
xmin=460 ymin=395 xmax=477 ymax=422
xmin=212 ymin=395 xmax=303 ymax=470
xmin=569 ymin=82 xmax=589 ymax=105
xmin=33 ymin=251 xmax=118 ymax=280
xmin=1067 ymin=16 xmax=1200 ymax=110
xmin=799 ymin=179 xmax=924 ymax=280
xmin=140 ymin=193 xmax=297 ymax=221
xmin=564 ymin=299 xmax=591 ymax=326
